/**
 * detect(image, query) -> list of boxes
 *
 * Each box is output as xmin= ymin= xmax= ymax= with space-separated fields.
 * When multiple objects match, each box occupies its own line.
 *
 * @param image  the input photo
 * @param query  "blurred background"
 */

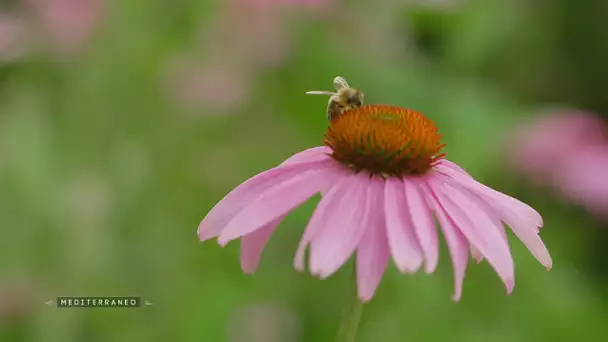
xmin=1 ymin=0 xmax=608 ymax=341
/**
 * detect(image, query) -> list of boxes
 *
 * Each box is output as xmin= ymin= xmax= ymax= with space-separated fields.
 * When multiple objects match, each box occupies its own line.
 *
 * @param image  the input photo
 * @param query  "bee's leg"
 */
xmin=327 ymin=100 xmax=342 ymax=121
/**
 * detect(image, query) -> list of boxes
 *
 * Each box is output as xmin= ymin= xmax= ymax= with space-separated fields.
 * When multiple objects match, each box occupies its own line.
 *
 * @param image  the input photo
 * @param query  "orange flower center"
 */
xmin=324 ymin=105 xmax=446 ymax=176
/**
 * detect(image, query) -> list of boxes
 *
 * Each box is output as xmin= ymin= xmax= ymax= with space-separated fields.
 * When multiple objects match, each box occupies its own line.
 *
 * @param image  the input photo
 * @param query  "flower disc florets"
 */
xmin=324 ymin=105 xmax=446 ymax=176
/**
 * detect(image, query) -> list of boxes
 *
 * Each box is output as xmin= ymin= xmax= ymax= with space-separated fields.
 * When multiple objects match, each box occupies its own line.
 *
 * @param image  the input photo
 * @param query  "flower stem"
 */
xmin=335 ymin=276 xmax=364 ymax=342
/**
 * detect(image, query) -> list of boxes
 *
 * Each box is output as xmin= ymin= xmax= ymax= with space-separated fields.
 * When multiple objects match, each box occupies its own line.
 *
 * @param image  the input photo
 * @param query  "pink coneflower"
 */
xmin=556 ymin=146 xmax=608 ymax=216
xmin=162 ymin=55 xmax=251 ymax=114
xmin=198 ymin=82 xmax=552 ymax=302
xmin=510 ymin=111 xmax=607 ymax=185
xmin=0 ymin=14 xmax=28 ymax=62
xmin=511 ymin=111 xmax=608 ymax=216
xmin=25 ymin=0 xmax=103 ymax=55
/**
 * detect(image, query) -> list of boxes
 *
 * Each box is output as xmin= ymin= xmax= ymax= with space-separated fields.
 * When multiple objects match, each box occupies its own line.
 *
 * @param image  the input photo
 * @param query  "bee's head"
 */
xmin=339 ymin=88 xmax=364 ymax=107
xmin=306 ymin=77 xmax=363 ymax=108
xmin=349 ymin=90 xmax=363 ymax=106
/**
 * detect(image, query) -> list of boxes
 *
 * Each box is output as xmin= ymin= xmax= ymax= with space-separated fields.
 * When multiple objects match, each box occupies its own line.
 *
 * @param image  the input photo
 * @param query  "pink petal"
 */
xmin=429 ymin=178 xmax=515 ymax=293
xmin=403 ymin=178 xmax=439 ymax=273
xmin=280 ymin=146 xmax=332 ymax=166
xmin=437 ymin=159 xmax=471 ymax=177
xmin=438 ymin=164 xmax=552 ymax=269
xmin=384 ymin=177 xmax=423 ymax=273
xmin=425 ymin=185 xmax=469 ymax=301
xmin=198 ymin=156 xmax=331 ymax=241
xmin=486 ymin=187 xmax=543 ymax=229
xmin=217 ymin=162 xmax=334 ymax=245
xmin=496 ymin=208 xmax=552 ymax=270
xmin=470 ymin=246 xmax=484 ymax=263
xmin=293 ymin=166 xmax=351 ymax=271
xmin=281 ymin=146 xmax=337 ymax=195
xmin=457 ymin=180 xmax=510 ymax=246
xmin=357 ymin=176 xmax=390 ymax=302
xmin=308 ymin=172 xmax=372 ymax=278
xmin=240 ymin=215 xmax=284 ymax=274
xmin=462 ymin=190 xmax=509 ymax=264
xmin=438 ymin=161 xmax=543 ymax=228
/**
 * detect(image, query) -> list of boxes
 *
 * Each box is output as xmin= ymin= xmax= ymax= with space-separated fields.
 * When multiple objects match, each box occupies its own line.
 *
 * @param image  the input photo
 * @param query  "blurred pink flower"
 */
xmin=510 ymin=110 xmax=608 ymax=215
xmin=165 ymin=0 xmax=332 ymax=113
xmin=0 ymin=13 xmax=27 ymax=62
xmin=163 ymin=56 xmax=251 ymax=114
xmin=0 ymin=275 xmax=37 ymax=326
xmin=0 ymin=0 xmax=103 ymax=60
xmin=25 ymin=0 xmax=103 ymax=55
xmin=222 ymin=0 xmax=330 ymax=66
xmin=198 ymin=104 xmax=551 ymax=301
xmin=556 ymin=146 xmax=608 ymax=215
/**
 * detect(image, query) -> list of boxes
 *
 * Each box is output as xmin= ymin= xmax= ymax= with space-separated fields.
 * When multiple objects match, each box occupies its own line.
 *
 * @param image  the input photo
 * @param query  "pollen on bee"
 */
xmin=324 ymin=105 xmax=446 ymax=176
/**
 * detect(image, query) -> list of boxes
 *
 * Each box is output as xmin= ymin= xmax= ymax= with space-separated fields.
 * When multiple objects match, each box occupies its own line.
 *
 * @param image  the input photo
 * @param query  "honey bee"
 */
xmin=306 ymin=76 xmax=364 ymax=121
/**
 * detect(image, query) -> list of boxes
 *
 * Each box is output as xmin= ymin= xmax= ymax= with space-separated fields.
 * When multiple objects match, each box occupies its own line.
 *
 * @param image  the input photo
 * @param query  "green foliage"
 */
xmin=1 ymin=1 xmax=607 ymax=341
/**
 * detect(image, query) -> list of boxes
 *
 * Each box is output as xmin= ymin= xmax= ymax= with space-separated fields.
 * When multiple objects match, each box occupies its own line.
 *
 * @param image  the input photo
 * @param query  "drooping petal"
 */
xmin=470 ymin=246 xmax=484 ymax=263
xmin=430 ymin=177 xmax=515 ymax=293
xmin=437 ymin=164 xmax=552 ymax=269
xmin=496 ymin=208 xmax=552 ymax=270
xmin=437 ymin=159 xmax=471 ymax=177
xmin=451 ymin=177 xmax=510 ymax=264
xmin=424 ymin=185 xmax=469 ymax=301
xmin=198 ymin=157 xmax=332 ymax=241
xmin=293 ymin=166 xmax=351 ymax=272
xmin=357 ymin=176 xmax=391 ymax=302
xmin=281 ymin=146 xmax=332 ymax=166
xmin=403 ymin=178 xmax=439 ymax=273
xmin=240 ymin=215 xmax=285 ymax=274
xmin=384 ymin=177 xmax=423 ymax=273
xmin=437 ymin=160 xmax=543 ymax=228
xmin=282 ymin=146 xmax=338 ymax=195
xmin=217 ymin=161 xmax=335 ymax=245
xmin=308 ymin=172 xmax=372 ymax=278
xmin=466 ymin=192 xmax=510 ymax=245
xmin=467 ymin=197 xmax=509 ymax=264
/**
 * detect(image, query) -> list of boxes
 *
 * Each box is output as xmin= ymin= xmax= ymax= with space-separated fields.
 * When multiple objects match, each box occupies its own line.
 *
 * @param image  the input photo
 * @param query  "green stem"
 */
xmin=335 ymin=276 xmax=364 ymax=342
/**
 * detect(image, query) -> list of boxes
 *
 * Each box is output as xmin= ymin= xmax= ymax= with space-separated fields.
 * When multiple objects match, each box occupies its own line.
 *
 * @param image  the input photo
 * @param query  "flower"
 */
xmin=0 ymin=274 xmax=38 ymax=326
xmin=510 ymin=110 xmax=608 ymax=216
xmin=0 ymin=13 xmax=27 ymax=62
xmin=162 ymin=55 xmax=251 ymax=114
xmin=0 ymin=0 xmax=103 ymax=61
xmin=25 ymin=0 xmax=103 ymax=55
xmin=198 ymin=104 xmax=552 ymax=302
xmin=164 ymin=0 xmax=332 ymax=113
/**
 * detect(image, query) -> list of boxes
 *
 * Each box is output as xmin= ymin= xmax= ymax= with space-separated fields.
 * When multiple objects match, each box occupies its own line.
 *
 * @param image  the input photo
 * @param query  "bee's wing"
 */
xmin=326 ymin=97 xmax=334 ymax=109
xmin=305 ymin=91 xmax=336 ymax=96
xmin=326 ymin=98 xmax=335 ymax=120
xmin=326 ymin=95 xmax=342 ymax=121
xmin=333 ymin=76 xmax=349 ymax=91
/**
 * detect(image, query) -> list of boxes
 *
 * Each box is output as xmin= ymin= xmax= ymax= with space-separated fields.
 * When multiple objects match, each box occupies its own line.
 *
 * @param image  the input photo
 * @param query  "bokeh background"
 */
xmin=2 ymin=0 xmax=608 ymax=341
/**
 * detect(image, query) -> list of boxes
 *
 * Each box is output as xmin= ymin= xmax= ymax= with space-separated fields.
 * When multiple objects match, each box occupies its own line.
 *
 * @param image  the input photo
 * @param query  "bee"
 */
xmin=306 ymin=76 xmax=364 ymax=121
